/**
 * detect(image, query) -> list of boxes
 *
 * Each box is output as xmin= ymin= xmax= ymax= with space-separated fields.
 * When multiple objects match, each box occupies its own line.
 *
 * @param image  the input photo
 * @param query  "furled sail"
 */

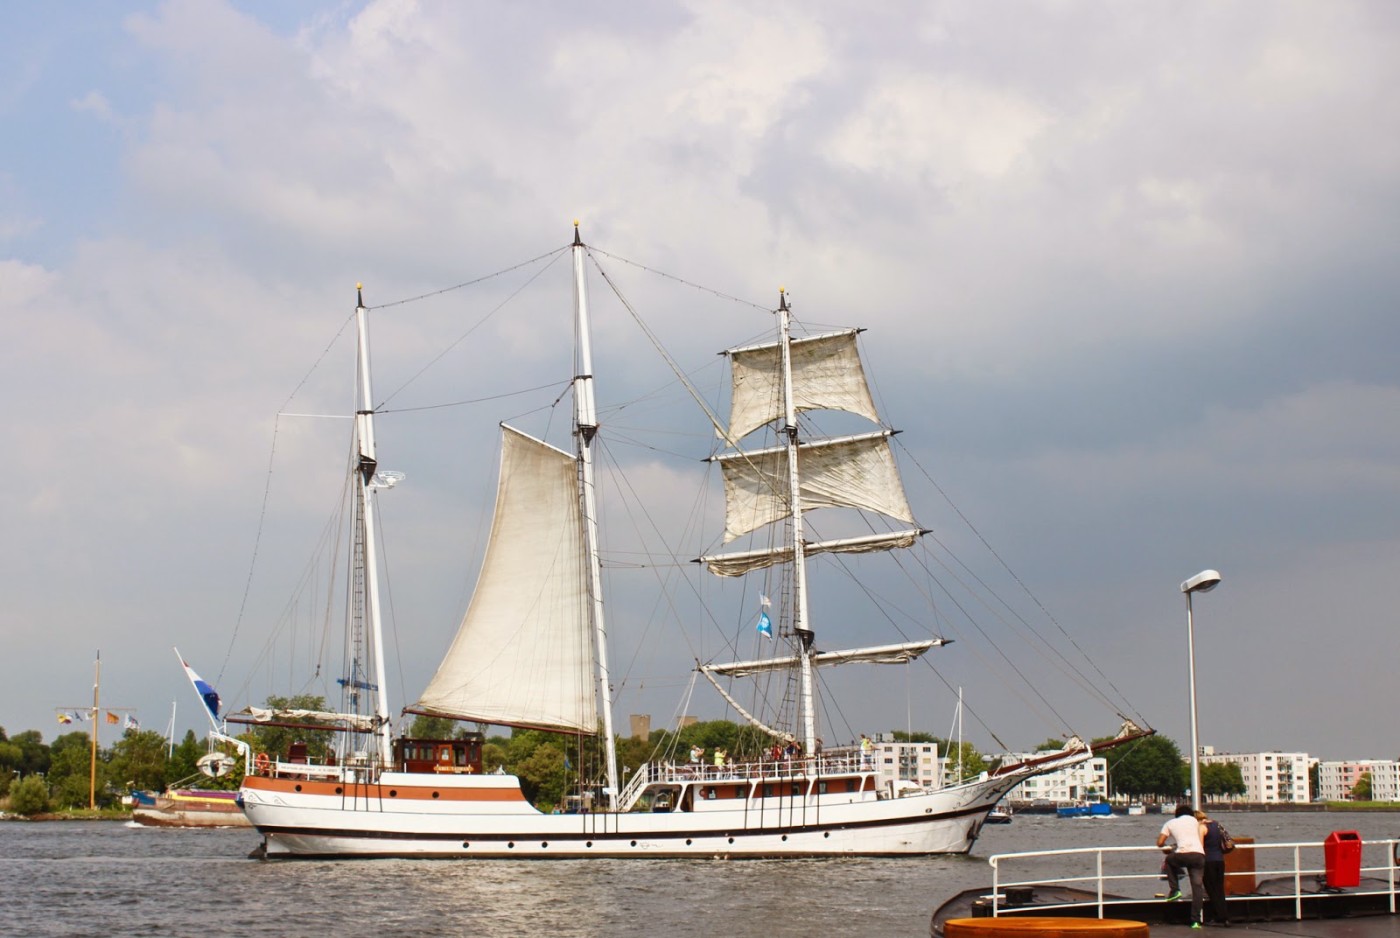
xmin=702 ymin=640 xmax=946 ymax=678
xmin=714 ymin=431 xmax=916 ymax=542
xmin=229 ymin=707 xmax=378 ymax=732
xmin=726 ymin=330 xmax=880 ymax=441
xmin=412 ymin=425 xmax=597 ymax=734
xmin=700 ymin=528 xmax=925 ymax=577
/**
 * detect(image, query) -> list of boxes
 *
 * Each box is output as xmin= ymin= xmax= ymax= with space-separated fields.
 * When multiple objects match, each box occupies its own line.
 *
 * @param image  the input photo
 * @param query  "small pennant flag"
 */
xmin=106 ymin=711 xmax=120 ymax=725
xmin=57 ymin=713 xmax=73 ymax=725
xmin=756 ymin=610 xmax=773 ymax=639
xmin=760 ymin=594 xmax=772 ymax=607
xmin=74 ymin=710 xmax=91 ymax=722
xmin=124 ymin=714 xmax=140 ymax=730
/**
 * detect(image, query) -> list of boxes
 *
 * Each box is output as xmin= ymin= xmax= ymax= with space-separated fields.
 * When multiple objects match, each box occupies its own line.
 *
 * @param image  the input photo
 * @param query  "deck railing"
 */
xmin=988 ymin=838 xmax=1400 ymax=920
xmin=617 ymin=749 xmax=876 ymax=811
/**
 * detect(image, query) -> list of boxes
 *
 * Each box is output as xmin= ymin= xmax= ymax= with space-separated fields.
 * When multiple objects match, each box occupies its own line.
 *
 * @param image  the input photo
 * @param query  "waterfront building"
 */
xmin=870 ymin=738 xmax=945 ymax=789
xmin=1198 ymin=748 xmax=1311 ymax=803
xmin=1317 ymin=759 xmax=1400 ymax=801
xmin=999 ymin=753 xmax=1109 ymax=803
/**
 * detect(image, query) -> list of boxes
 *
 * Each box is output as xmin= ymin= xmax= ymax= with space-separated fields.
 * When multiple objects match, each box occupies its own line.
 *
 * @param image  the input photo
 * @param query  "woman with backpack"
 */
xmin=1197 ymin=809 xmax=1233 ymax=926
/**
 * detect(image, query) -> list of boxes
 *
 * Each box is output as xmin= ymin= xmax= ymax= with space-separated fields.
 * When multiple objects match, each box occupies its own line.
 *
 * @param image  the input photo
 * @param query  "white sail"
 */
xmin=715 ymin=431 xmax=916 ymax=542
xmin=412 ymin=425 xmax=597 ymax=734
xmin=700 ymin=528 xmax=925 ymax=577
xmin=727 ymin=330 xmax=880 ymax=441
xmin=702 ymin=640 xmax=946 ymax=678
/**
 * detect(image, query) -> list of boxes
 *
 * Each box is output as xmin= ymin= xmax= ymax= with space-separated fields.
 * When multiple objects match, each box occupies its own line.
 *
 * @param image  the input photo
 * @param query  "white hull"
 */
xmin=242 ymin=762 xmax=1041 ymax=859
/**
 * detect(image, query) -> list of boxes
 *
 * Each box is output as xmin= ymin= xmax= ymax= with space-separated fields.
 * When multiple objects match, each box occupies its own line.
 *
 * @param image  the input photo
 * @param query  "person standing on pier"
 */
xmin=1196 ymin=810 xmax=1231 ymax=927
xmin=1157 ymin=803 xmax=1207 ymax=928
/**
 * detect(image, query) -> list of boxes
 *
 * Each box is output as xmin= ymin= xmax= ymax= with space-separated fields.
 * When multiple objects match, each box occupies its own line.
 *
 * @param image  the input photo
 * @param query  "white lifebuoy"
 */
xmin=254 ymin=752 xmax=271 ymax=774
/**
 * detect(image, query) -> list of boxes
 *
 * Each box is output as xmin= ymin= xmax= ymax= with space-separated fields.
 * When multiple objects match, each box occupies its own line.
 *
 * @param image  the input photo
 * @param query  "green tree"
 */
xmin=108 ymin=730 xmax=172 ymax=793
xmin=1035 ymin=737 xmax=1070 ymax=752
xmin=5 ymin=730 xmax=50 ymax=777
xmin=408 ymin=715 xmax=457 ymax=738
xmin=1200 ymin=761 xmax=1246 ymax=799
xmin=46 ymin=731 xmax=108 ymax=808
xmin=169 ymin=730 xmax=205 ymax=782
xmin=515 ymin=743 xmax=567 ymax=810
xmin=245 ymin=695 xmax=333 ymax=764
xmin=1098 ymin=734 xmax=1185 ymax=799
xmin=8 ymin=774 xmax=50 ymax=815
xmin=1351 ymin=771 xmax=1372 ymax=801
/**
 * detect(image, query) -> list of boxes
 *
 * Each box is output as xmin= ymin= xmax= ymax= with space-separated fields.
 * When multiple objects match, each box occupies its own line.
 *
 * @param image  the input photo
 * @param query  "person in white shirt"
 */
xmin=1156 ymin=802 xmax=1208 ymax=928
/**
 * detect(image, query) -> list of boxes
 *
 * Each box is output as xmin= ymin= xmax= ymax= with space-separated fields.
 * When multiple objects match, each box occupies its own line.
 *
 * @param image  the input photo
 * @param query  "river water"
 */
xmin=4 ymin=812 xmax=1397 ymax=937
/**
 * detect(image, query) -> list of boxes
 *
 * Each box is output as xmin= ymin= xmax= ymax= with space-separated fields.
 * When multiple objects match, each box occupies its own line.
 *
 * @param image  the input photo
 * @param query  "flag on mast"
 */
xmin=175 ymin=648 xmax=221 ymax=723
xmin=756 ymin=610 xmax=773 ymax=639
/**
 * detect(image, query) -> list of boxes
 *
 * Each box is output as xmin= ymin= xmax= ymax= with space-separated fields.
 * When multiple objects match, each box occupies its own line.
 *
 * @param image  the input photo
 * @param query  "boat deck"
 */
xmin=933 ymin=838 xmax=1400 ymax=937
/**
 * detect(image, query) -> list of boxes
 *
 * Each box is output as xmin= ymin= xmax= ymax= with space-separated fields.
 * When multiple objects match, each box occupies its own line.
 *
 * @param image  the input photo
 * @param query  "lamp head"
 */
xmin=1181 ymin=569 xmax=1222 ymax=594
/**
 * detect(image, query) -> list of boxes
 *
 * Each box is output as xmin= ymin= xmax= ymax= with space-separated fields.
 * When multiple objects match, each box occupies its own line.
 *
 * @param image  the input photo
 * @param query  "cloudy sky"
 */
xmin=3 ymin=1 xmax=1397 ymax=766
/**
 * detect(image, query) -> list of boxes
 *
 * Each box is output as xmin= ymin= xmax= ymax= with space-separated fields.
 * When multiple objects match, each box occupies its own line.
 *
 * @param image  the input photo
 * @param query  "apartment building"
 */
xmin=1198 ymin=749 xmax=1311 ymax=803
xmin=1317 ymin=759 xmax=1400 ymax=801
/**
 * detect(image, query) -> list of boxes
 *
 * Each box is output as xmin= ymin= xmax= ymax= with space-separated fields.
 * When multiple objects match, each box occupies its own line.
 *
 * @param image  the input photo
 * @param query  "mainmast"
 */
xmin=571 ymin=223 xmax=621 ymax=809
xmin=353 ymin=285 xmax=394 ymax=766
xmin=777 ymin=291 xmax=818 ymax=753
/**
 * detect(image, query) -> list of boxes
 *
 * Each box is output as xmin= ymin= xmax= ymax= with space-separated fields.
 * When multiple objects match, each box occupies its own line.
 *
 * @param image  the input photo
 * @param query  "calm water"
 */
xmin=3 ymin=813 xmax=1397 ymax=937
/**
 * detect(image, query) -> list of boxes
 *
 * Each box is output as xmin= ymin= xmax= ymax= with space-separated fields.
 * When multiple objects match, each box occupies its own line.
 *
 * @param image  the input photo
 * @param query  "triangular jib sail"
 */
xmin=412 ymin=424 xmax=597 ymax=734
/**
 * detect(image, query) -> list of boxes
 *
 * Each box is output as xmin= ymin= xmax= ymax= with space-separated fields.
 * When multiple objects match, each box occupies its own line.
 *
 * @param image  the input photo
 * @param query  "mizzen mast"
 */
xmin=353 ymin=284 xmax=394 ymax=766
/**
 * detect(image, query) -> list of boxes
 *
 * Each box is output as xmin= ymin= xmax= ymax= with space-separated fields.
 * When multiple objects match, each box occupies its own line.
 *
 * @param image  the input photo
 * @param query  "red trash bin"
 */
xmin=1324 ymin=830 xmax=1362 ymax=888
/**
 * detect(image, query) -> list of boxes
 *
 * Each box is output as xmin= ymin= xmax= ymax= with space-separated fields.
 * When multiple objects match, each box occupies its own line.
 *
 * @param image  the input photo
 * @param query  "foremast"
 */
xmin=776 ymin=290 xmax=818 ymax=753
xmin=572 ymin=224 xmax=621 ymax=809
xmin=353 ymin=285 xmax=394 ymax=766
xmin=700 ymin=295 xmax=938 ymax=756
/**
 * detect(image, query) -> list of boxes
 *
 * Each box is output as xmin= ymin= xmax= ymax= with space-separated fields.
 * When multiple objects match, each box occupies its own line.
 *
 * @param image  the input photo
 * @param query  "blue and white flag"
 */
xmin=756 ymin=610 xmax=773 ymax=639
xmin=124 ymin=714 xmax=140 ymax=731
xmin=176 ymin=651 xmax=220 ymax=720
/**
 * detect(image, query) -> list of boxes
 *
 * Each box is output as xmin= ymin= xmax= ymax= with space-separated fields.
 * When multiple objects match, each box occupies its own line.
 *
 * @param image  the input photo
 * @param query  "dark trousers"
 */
xmin=1203 ymin=859 xmax=1229 ymax=923
xmin=1166 ymin=852 xmax=1206 ymax=924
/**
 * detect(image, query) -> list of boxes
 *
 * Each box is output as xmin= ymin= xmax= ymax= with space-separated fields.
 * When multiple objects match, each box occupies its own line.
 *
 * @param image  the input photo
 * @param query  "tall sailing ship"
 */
xmin=238 ymin=226 xmax=1146 ymax=859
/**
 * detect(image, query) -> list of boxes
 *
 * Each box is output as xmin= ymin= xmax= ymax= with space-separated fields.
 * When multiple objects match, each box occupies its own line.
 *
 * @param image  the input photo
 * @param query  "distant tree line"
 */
xmin=4 ymin=704 xmax=1269 ymax=816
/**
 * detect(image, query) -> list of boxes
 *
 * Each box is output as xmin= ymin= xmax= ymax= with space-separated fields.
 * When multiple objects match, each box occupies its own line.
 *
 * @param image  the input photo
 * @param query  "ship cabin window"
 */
xmin=395 ymin=734 xmax=485 ymax=774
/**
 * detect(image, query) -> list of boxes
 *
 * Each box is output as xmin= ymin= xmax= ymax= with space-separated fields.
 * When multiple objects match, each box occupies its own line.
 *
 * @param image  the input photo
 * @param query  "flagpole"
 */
xmin=90 ymin=652 xmax=100 ymax=810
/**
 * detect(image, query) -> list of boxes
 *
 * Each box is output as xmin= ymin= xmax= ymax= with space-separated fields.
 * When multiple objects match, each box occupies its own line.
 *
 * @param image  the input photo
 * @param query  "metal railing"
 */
xmin=987 ymin=838 xmax=1400 ymax=920
xmin=617 ymin=750 xmax=877 ymax=812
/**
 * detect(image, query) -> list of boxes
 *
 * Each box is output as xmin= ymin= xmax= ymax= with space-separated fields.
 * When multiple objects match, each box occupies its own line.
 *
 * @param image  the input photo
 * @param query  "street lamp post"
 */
xmin=1181 ymin=569 xmax=1222 ymax=812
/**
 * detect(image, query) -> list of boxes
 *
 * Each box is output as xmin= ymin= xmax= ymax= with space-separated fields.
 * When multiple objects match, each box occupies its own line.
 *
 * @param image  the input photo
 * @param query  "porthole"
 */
xmin=389 ymin=790 xmax=398 ymax=797
xmin=586 ymin=841 xmax=593 ymax=848
xmin=823 ymin=832 xmax=830 ymax=838
xmin=508 ymin=841 xmax=516 ymax=849
xmin=334 ymin=787 xmax=343 ymax=795
xmin=432 ymin=791 xmax=440 ymax=799
xmin=294 ymin=785 xmax=302 ymax=792
xmin=463 ymin=842 xmax=470 ymax=848
xmin=728 ymin=837 xmax=735 ymax=844
xmin=686 ymin=839 xmax=692 ymax=845
xmin=541 ymin=842 xmax=548 ymax=848
xmin=630 ymin=840 xmax=638 ymax=847
xmin=781 ymin=835 xmax=788 ymax=841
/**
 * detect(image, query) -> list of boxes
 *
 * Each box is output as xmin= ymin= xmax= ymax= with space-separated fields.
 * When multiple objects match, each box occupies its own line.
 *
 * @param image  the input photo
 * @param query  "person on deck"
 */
xmin=1157 ymin=803 xmax=1207 ymax=929
xmin=1197 ymin=809 xmax=1231 ymax=927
